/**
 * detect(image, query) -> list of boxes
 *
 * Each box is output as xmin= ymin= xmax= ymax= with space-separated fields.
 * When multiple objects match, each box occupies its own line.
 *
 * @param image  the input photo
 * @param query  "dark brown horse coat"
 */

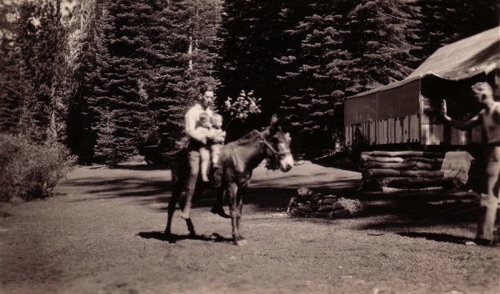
xmin=165 ymin=117 xmax=293 ymax=245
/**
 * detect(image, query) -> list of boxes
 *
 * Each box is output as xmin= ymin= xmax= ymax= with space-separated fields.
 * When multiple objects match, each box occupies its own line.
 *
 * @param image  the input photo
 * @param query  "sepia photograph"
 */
xmin=0 ymin=0 xmax=499 ymax=293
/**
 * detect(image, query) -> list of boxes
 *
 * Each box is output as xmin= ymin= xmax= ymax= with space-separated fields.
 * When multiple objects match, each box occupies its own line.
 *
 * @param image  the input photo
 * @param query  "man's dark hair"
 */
xmin=199 ymin=84 xmax=214 ymax=95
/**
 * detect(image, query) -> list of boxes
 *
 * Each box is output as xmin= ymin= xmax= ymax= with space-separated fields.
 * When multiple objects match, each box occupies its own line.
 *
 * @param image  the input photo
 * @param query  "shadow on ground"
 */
xmin=137 ymin=231 xmax=233 ymax=244
xmin=397 ymin=232 xmax=475 ymax=245
xmin=112 ymin=163 xmax=170 ymax=171
xmin=62 ymin=163 xmax=492 ymax=241
xmin=62 ymin=177 xmax=171 ymax=200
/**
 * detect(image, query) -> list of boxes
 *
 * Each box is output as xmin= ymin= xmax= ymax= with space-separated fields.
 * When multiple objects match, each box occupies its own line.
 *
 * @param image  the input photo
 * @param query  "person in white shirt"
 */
xmin=180 ymin=85 xmax=228 ymax=220
xmin=442 ymin=81 xmax=500 ymax=245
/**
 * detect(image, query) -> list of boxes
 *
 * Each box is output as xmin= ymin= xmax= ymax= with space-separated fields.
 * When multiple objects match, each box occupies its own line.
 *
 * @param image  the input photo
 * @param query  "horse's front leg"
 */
xmin=235 ymin=182 xmax=248 ymax=245
xmin=228 ymin=182 xmax=248 ymax=246
xmin=227 ymin=182 xmax=244 ymax=245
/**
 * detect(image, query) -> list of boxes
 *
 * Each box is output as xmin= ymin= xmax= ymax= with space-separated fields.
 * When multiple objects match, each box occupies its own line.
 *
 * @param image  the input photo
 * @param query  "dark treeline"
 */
xmin=0 ymin=0 xmax=498 ymax=165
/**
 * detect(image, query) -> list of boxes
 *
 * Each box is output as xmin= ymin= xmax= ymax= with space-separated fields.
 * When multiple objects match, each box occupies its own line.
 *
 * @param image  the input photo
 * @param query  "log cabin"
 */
xmin=344 ymin=26 xmax=499 ymax=150
xmin=344 ymin=26 xmax=500 ymax=197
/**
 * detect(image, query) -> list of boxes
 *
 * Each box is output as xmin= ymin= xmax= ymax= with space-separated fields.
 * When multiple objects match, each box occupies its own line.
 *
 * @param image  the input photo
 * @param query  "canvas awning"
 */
xmin=408 ymin=26 xmax=499 ymax=81
xmin=347 ymin=26 xmax=500 ymax=100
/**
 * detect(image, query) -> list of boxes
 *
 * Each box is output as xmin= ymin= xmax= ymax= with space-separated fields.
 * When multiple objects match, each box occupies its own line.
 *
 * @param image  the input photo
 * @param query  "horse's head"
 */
xmin=261 ymin=115 xmax=294 ymax=172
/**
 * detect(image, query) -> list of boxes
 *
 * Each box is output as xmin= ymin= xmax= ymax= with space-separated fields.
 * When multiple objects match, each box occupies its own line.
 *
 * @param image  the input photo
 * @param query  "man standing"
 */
xmin=180 ymin=85 xmax=228 ymax=219
xmin=442 ymin=81 xmax=500 ymax=245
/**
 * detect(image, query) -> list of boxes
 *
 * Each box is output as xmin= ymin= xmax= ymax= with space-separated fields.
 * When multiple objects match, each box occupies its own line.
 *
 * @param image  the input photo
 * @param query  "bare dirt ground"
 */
xmin=1 ymin=161 xmax=499 ymax=294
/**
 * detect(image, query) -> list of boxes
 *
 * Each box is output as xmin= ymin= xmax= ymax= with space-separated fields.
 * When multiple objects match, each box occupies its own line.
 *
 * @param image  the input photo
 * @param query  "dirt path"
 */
xmin=1 ymin=161 xmax=499 ymax=294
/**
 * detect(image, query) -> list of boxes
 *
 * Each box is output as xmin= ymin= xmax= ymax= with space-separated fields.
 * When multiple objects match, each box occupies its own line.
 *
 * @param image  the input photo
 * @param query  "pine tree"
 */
xmin=1 ymin=0 xmax=68 ymax=143
xmin=87 ymin=0 xmax=154 ymax=165
xmin=346 ymin=0 xmax=419 ymax=93
xmin=79 ymin=0 xmax=222 ymax=164
xmin=66 ymin=0 xmax=101 ymax=164
xmin=276 ymin=1 xmax=360 ymax=152
xmin=0 ymin=3 xmax=26 ymax=135
xmin=146 ymin=0 xmax=221 ymax=152
xmin=411 ymin=0 xmax=499 ymax=67
xmin=216 ymin=0 xmax=294 ymax=125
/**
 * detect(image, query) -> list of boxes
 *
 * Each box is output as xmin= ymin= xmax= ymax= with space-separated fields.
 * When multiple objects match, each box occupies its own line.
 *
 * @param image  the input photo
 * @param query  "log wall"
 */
xmin=360 ymin=151 xmax=461 ymax=195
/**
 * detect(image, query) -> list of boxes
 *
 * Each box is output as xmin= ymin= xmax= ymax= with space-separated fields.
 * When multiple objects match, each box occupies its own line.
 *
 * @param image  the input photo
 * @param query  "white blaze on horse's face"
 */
xmin=277 ymin=131 xmax=293 ymax=172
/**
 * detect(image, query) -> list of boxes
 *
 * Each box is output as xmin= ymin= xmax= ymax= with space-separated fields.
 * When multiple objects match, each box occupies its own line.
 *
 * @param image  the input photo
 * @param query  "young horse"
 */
xmin=164 ymin=116 xmax=294 ymax=245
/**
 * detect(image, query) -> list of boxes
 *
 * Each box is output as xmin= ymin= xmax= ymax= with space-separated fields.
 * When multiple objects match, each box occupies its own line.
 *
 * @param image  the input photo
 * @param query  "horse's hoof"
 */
xmin=180 ymin=213 xmax=190 ymax=220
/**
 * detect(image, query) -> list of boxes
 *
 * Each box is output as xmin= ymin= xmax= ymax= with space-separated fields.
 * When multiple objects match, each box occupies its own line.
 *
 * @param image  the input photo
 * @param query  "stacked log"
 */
xmin=360 ymin=151 xmax=466 ymax=194
xmin=286 ymin=187 xmax=363 ymax=218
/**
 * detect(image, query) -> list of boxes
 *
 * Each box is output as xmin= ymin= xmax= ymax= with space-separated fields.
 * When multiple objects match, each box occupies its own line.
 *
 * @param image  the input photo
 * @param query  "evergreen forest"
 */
xmin=1 ymin=0 xmax=499 ymax=165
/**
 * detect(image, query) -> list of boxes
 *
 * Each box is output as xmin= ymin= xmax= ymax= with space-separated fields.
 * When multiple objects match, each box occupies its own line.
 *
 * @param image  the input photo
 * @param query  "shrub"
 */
xmin=223 ymin=90 xmax=262 ymax=123
xmin=0 ymin=134 xmax=77 ymax=202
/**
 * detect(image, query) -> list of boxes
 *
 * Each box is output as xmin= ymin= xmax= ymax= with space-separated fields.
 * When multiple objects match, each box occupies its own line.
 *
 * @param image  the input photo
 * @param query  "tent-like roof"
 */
xmin=348 ymin=26 xmax=500 ymax=99
xmin=408 ymin=26 xmax=499 ymax=80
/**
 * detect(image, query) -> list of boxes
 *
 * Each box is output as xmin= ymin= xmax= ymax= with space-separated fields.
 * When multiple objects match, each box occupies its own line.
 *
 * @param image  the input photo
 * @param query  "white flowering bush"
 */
xmin=223 ymin=90 xmax=262 ymax=123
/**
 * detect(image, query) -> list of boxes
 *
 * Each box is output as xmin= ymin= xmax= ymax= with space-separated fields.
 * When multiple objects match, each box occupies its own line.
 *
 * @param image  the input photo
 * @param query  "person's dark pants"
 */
xmin=181 ymin=143 xmax=227 ymax=219
xmin=180 ymin=147 xmax=201 ymax=219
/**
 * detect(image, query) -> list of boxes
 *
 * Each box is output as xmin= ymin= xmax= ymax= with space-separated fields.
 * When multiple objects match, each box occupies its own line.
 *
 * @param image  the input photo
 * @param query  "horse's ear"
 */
xmin=285 ymin=132 xmax=291 ymax=144
xmin=270 ymin=114 xmax=278 ymax=127
xmin=269 ymin=114 xmax=281 ymax=134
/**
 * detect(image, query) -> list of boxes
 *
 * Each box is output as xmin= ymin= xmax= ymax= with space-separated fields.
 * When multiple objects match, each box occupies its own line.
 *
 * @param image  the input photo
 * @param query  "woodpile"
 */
xmin=286 ymin=187 xmax=363 ymax=218
xmin=360 ymin=150 xmax=472 ymax=195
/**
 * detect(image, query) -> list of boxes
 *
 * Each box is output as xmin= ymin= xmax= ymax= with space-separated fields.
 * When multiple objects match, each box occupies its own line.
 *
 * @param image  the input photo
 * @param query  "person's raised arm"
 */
xmin=441 ymin=99 xmax=482 ymax=130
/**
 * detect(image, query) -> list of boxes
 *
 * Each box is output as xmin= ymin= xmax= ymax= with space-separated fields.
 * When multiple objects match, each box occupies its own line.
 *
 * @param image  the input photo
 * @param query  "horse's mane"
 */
xmin=233 ymin=130 xmax=261 ymax=145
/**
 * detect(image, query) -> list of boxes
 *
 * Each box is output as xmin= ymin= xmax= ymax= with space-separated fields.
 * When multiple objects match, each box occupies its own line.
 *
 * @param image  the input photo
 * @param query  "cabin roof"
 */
xmin=347 ymin=26 xmax=500 ymax=100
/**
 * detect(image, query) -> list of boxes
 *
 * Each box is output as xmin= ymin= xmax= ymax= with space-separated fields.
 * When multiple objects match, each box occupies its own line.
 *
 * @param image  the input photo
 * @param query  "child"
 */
xmin=196 ymin=113 xmax=226 ymax=183
xmin=194 ymin=112 xmax=212 ymax=183
xmin=208 ymin=114 xmax=226 ymax=171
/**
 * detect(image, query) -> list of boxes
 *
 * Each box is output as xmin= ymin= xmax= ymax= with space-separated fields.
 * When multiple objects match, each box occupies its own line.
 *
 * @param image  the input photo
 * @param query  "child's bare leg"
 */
xmin=212 ymin=156 xmax=219 ymax=168
xmin=211 ymin=144 xmax=221 ymax=168
xmin=200 ymin=148 xmax=210 ymax=182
